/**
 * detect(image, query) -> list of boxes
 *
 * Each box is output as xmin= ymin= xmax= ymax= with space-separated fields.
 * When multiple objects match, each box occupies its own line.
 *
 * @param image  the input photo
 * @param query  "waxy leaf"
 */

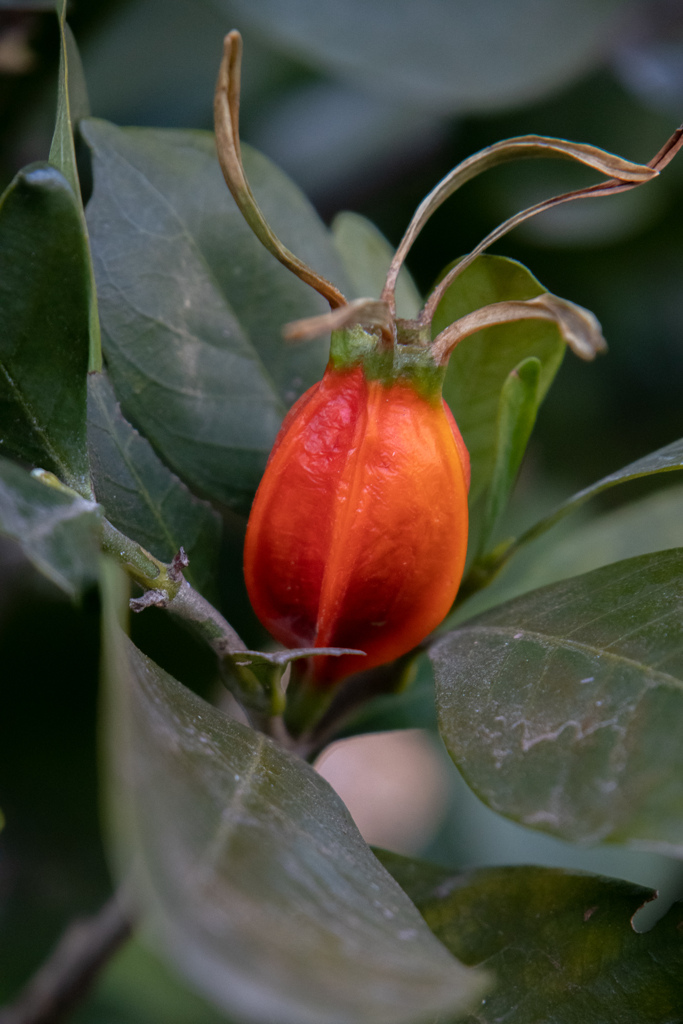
xmin=49 ymin=0 xmax=101 ymax=373
xmin=0 ymin=165 xmax=91 ymax=496
xmin=83 ymin=119 xmax=352 ymax=511
xmin=478 ymin=355 xmax=541 ymax=555
xmin=432 ymin=549 xmax=683 ymax=852
xmin=0 ymin=457 xmax=100 ymax=598
xmin=378 ymin=853 xmax=683 ymax=1024
xmin=88 ymin=372 xmax=220 ymax=597
xmin=49 ymin=0 xmax=90 ymax=199
xmin=101 ymin=567 xmax=486 ymax=1024
xmin=434 ymin=255 xmax=565 ymax=503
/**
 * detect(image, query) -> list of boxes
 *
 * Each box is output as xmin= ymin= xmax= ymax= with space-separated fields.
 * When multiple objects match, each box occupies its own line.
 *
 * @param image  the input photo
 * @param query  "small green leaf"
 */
xmin=432 ymin=549 xmax=683 ymax=852
xmin=0 ymin=456 xmax=100 ymax=598
xmin=332 ymin=211 xmax=422 ymax=317
xmin=49 ymin=0 xmax=101 ymax=373
xmin=49 ymin=0 xmax=90 ymax=198
xmin=83 ymin=119 xmax=352 ymax=511
xmin=88 ymin=372 xmax=220 ymax=598
xmin=434 ymin=255 xmax=565 ymax=503
xmin=0 ymin=165 xmax=92 ymax=496
xmin=507 ymin=435 xmax=683 ymax=562
xmin=478 ymin=356 xmax=541 ymax=555
xmin=101 ymin=565 xmax=486 ymax=1024
xmin=377 ymin=852 xmax=683 ymax=1024
xmin=467 ymin=483 xmax=683 ymax=621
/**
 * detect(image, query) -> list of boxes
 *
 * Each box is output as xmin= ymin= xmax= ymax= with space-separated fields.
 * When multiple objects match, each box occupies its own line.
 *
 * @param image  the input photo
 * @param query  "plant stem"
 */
xmin=0 ymin=891 xmax=133 ymax=1024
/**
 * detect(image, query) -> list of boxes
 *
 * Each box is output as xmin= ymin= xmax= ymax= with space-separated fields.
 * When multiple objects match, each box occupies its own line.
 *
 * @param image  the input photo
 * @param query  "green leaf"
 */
xmin=478 ymin=356 xmax=541 ymax=555
xmin=100 ymin=565 xmax=486 ymax=1024
xmin=506 ymin=435 xmax=683 ymax=563
xmin=87 ymin=372 xmax=220 ymax=598
xmin=466 ymin=483 xmax=683 ymax=622
xmin=434 ymin=255 xmax=565 ymax=503
xmin=49 ymin=0 xmax=90 ymax=198
xmin=332 ymin=211 xmax=422 ymax=317
xmin=49 ymin=0 xmax=101 ymax=374
xmin=220 ymin=0 xmax=629 ymax=113
xmin=0 ymin=457 xmax=100 ymax=598
xmin=0 ymin=165 xmax=92 ymax=496
xmin=83 ymin=119 xmax=352 ymax=511
xmin=377 ymin=852 xmax=683 ymax=1024
xmin=432 ymin=549 xmax=683 ymax=852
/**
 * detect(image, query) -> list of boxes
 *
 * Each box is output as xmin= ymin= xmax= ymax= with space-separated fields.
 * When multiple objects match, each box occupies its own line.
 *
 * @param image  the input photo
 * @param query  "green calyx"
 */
xmin=329 ymin=324 xmax=446 ymax=400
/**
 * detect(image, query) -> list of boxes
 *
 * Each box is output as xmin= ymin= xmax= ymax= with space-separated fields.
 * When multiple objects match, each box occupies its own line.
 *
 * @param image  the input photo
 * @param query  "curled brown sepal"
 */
xmin=421 ymin=126 xmax=683 ymax=326
xmin=380 ymin=133 xmax=666 ymax=317
xmin=214 ymin=31 xmax=347 ymax=310
xmin=283 ymin=298 xmax=393 ymax=344
xmin=431 ymin=293 xmax=608 ymax=366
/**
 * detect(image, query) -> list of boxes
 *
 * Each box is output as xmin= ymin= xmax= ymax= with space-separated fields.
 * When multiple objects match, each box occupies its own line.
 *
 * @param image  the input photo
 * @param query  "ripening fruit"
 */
xmin=244 ymin=329 xmax=470 ymax=686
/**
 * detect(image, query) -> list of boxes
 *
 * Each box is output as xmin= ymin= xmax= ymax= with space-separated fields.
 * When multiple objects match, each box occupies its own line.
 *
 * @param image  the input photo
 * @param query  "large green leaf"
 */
xmin=83 ymin=119 xmax=352 ymax=511
xmin=0 ymin=165 xmax=91 ymax=496
xmin=101 ymin=566 xmax=486 ymax=1024
xmin=377 ymin=852 xmax=683 ymax=1024
xmin=88 ymin=372 xmax=220 ymax=597
xmin=432 ymin=549 xmax=683 ymax=852
xmin=433 ymin=255 xmax=565 ymax=503
xmin=220 ymin=0 xmax=628 ymax=113
xmin=0 ymin=457 xmax=100 ymax=598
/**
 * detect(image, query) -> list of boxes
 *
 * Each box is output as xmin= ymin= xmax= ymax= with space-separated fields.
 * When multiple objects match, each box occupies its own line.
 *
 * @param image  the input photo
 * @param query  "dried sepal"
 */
xmin=284 ymin=299 xmax=393 ymax=344
xmin=380 ymin=133 xmax=668 ymax=316
xmin=431 ymin=293 xmax=607 ymax=365
xmin=420 ymin=127 xmax=683 ymax=326
xmin=214 ymin=31 xmax=347 ymax=310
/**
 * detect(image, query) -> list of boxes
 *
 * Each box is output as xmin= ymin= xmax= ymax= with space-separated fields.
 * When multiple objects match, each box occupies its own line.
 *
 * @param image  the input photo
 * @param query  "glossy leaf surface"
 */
xmin=434 ymin=255 xmax=565 ymax=503
xmin=83 ymin=119 xmax=351 ymax=510
xmin=49 ymin=0 xmax=90 ymax=198
xmin=378 ymin=852 xmax=683 ymax=1024
xmin=432 ymin=549 xmax=683 ymax=852
xmin=0 ymin=165 xmax=91 ymax=495
xmin=478 ymin=355 xmax=541 ymax=555
xmin=49 ymin=0 xmax=101 ymax=373
xmin=88 ymin=372 xmax=220 ymax=597
xmin=101 ymin=568 xmax=485 ymax=1024
xmin=0 ymin=457 xmax=100 ymax=598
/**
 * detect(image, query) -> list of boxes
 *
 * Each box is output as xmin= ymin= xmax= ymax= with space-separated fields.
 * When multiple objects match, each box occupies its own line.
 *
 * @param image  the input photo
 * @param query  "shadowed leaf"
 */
xmin=0 ymin=165 xmax=91 ymax=495
xmin=101 ymin=565 xmax=486 ymax=1024
xmin=88 ymin=372 xmax=220 ymax=597
xmin=378 ymin=852 xmax=683 ymax=1024
xmin=0 ymin=457 xmax=100 ymax=598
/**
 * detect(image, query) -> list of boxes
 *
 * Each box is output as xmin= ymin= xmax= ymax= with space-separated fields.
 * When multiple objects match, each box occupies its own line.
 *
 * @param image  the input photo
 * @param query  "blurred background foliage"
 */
xmin=1 ymin=0 xmax=682 ymax=1019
